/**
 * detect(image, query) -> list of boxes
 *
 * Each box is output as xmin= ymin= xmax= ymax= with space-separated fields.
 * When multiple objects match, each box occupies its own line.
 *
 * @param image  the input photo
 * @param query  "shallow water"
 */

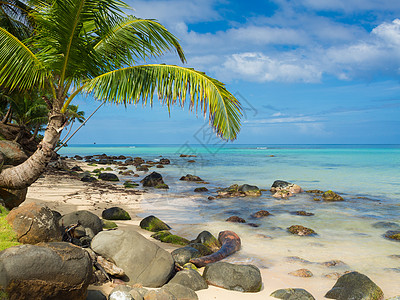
xmin=60 ymin=144 xmax=400 ymax=296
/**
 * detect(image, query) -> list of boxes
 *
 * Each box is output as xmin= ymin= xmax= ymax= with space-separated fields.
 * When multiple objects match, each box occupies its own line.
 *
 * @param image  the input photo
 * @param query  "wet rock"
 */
xmin=81 ymin=175 xmax=97 ymax=182
xmin=289 ymin=269 xmax=313 ymax=277
xmin=325 ymin=271 xmax=383 ymax=300
xmin=226 ymin=216 xmax=246 ymax=223
xmin=272 ymin=190 xmax=293 ymax=198
xmin=171 ymin=247 xmax=201 ymax=266
xmin=180 ymin=174 xmax=203 ymax=181
xmin=324 ymin=272 xmax=348 ymax=280
xmin=102 ymin=219 xmax=118 ymax=229
xmin=102 ymin=207 xmax=131 ymax=220
xmin=86 ymin=290 xmax=107 ymax=300
xmin=207 ymin=196 xmax=215 ymax=200
xmin=162 ymin=282 xmax=198 ymax=300
xmin=190 ymin=231 xmax=221 ymax=252
xmin=180 ymin=154 xmax=196 ymax=158
xmin=194 ymin=187 xmax=208 ymax=192
xmin=322 ymin=190 xmax=344 ymax=202
xmin=136 ymin=165 xmax=149 ymax=172
xmin=123 ymin=181 xmax=138 ymax=188
xmin=384 ymin=230 xmax=400 ymax=241
xmin=155 ymin=183 xmax=169 ymax=189
xmin=60 ymin=210 xmax=103 ymax=235
xmin=252 ymin=210 xmax=271 ymax=218
xmin=0 ymin=242 xmax=92 ymax=300
xmin=141 ymin=172 xmax=165 ymax=187
xmin=217 ymin=184 xmax=260 ymax=197
xmin=285 ymin=256 xmax=313 ymax=264
xmin=156 ymin=165 xmax=164 ymax=168
xmin=6 ymin=202 xmax=62 ymax=244
xmin=188 ymin=160 xmax=196 ymax=163
xmin=203 ymin=262 xmax=262 ymax=292
xmin=287 ymin=225 xmax=316 ymax=236
xmin=321 ymin=260 xmax=347 ymax=268
xmin=71 ymin=165 xmax=83 ymax=172
xmin=91 ymin=230 xmax=175 ymax=287
xmin=98 ymin=172 xmax=119 ymax=182
xmin=151 ymin=231 xmax=189 ymax=246
xmin=271 ymin=180 xmax=303 ymax=194
xmin=187 ymin=243 xmax=213 ymax=256
xmin=238 ymin=184 xmax=261 ymax=196
xmin=271 ymin=288 xmax=315 ymax=300
xmin=134 ymin=157 xmax=145 ymax=164
xmin=159 ymin=158 xmax=170 ymax=165
xmin=306 ymin=189 xmax=324 ymax=194
xmin=169 ymin=269 xmax=208 ymax=291
xmin=372 ymin=222 xmax=400 ymax=229
xmin=294 ymin=211 xmax=314 ymax=216
xmin=140 ymin=215 xmax=171 ymax=232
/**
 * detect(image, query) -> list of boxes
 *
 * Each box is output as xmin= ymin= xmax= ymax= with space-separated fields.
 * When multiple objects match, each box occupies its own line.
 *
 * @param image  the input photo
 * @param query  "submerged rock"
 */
xmin=384 ymin=230 xmax=400 ymax=241
xmin=287 ymin=225 xmax=317 ymax=236
xmin=288 ymin=268 xmax=313 ymax=277
xmin=194 ymin=187 xmax=208 ymax=192
xmin=140 ymin=215 xmax=171 ymax=232
xmin=140 ymin=172 xmax=165 ymax=187
xmin=271 ymin=288 xmax=315 ymax=300
xmin=322 ymin=190 xmax=344 ymax=202
xmin=238 ymin=184 xmax=261 ymax=196
xmin=252 ymin=210 xmax=271 ymax=218
xmin=293 ymin=211 xmax=315 ymax=216
xmin=218 ymin=184 xmax=261 ymax=197
xmin=372 ymin=222 xmax=400 ymax=229
xmin=271 ymin=180 xmax=303 ymax=194
xmin=180 ymin=174 xmax=203 ymax=181
xmin=226 ymin=216 xmax=246 ymax=223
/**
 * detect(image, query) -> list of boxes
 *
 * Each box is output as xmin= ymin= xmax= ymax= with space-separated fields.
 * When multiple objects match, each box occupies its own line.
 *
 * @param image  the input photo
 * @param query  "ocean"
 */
xmin=59 ymin=144 xmax=400 ymax=296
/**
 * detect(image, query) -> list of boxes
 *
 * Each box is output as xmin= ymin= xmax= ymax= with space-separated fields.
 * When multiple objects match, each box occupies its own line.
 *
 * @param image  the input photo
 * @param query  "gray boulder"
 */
xmin=169 ymin=269 xmax=208 ymax=291
xmin=238 ymin=184 xmax=261 ymax=196
xmin=91 ymin=230 xmax=175 ymax=287
xmin=325 ymin=271 xmax=384 ymax=300
xmin=0 ymin=242 xmax=92 ymax=300
xmin=60 ymin=210 xmax=103 ymax=235
xmin=98 ymin=172 xmax=119 ymax=181
xmin=143 ymin=289 xmax=176 ymax=300
xmin=271 ymin=288 xmax=315 ymax=300
xmin=171 ymin=247 xmax=201 ymax=266
xmin=162 ymin=283 xmax=198 ymax=300
xmin=203 ymin=262 xmax=262 ymax=292
xmin=108 ymin=285 xmax=142 ymax=300
xmin=102 ymin=207 xmax=131 ymax=220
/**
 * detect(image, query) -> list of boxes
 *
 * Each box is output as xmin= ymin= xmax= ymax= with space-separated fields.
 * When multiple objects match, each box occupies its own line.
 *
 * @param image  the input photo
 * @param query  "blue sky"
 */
xmin=70 ymin=0 xmax=400 ymax=144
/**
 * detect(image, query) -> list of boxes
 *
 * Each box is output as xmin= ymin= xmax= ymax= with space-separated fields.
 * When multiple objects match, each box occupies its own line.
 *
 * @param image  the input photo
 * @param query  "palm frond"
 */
xmin=81 ymin=64 xmax=242 ymax=140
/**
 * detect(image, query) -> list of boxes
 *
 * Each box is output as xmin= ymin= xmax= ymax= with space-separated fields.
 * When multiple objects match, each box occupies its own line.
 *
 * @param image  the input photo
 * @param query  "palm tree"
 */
xmin=59 ymin=104 xmax=85 ymax=146
xmin=0 ymin=0 xmax=242 ymax=190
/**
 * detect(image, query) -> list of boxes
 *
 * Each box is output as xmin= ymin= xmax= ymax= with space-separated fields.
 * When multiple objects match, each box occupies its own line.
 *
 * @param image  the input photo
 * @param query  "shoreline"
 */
xmin=24 ymin=157 xmax=400 ymax=299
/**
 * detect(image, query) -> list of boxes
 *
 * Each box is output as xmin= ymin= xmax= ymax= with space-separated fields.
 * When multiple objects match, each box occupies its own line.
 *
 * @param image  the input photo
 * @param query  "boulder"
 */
xmin=102 ymin=207 xmax=131 ymax=220
xmin=384 ymin=230 xmax=400 ymax=241
xmin=180 ymin=174 xmax=203 ymax=181
xmin=91 ymin=230 xmax=175 ymax=287
xmin=187 ymin=243 xmax=213 ymax=256
xmin=169 ymin=269 xmax=208 ymax=291
xmin=143 ymin=289 xmax=175 ymax=300
xmin=238 ymin=184 xmax=261 ymax=196
xmin=151 ymin=231 xmax=189 ymax=246
xmin=217 ymin=184 xmax=260 ymax=197
xmin=271 ymin=288 xmax=315 ymax=300
xmin=86 ymin=290 xmax=107 ymax=300
xmin=0 ymin=187 xmax=28 ymax=210
xmin=98 ymin=172 xmax=119 ymax=182
xmin=226 ymin=216 xmax=246 ymax=223
xmin=171 ymin=247 xmax=201 ymax=266
xmin=287 ymin=225 xmax=317 ymax=236
xmin=159 ymin=158 xmax=170 ymax=165
xmin=141 ymin=172 xmax=165 ymax=187
xmin=59 ymin=210 xmax=103 ymax=235
xmin=140 ymin=215 xmax=171 ymax=232
xmin=271 ymin=180 xmax=303 ymax=194
xmin=190 ymin=231 xmax=221 ymax=252
xmin=136 ymin=166 xmax=149 ymax=172
xmin=322 ymin=190 xmax=344 ymax=202
xmin=0 ymin=140 xmax=28 ymax=165
xmin=203 ymin=262 xmax=262 ymax=292
xmin=162 ymin=283 xmax=198 ymax=300
xmin=96 ymin=255 xmax=125 ymax=277
xmin=325 ymin=271 xmax=384 ymax=300
xmin=252 ymin=210 xmax=271 ymax=218
xmin=71 ymin=166 xmax=83 ymax=172
xmin=81 ymin=175 xmax=97 ymax=182
xmin=194 ymin=187 xmax=208 ymax=192
xmin=108 ymin=285 xmax=141 ymax=300
xmin=0 ymin=242 xmax=92 ymax=300
xmin=6 ymin=202 xmax=62 ymax=244
xmin=294 ymin=211 xmax=314 ymax=216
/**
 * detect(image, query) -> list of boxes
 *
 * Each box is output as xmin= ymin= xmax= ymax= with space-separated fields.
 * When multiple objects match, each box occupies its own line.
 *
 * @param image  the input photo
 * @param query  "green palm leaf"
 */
xmin=81 ymin=64 xmax=242 ymax=140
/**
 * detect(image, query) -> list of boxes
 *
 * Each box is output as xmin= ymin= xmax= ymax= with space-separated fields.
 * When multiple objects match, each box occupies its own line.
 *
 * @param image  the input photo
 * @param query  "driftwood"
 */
xmin=190 ymin=230 xmax=241 ymax=267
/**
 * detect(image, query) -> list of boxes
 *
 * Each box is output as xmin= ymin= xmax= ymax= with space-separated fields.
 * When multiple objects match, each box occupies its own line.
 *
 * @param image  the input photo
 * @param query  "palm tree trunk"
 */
xmin=0 ymin=111 xmax=66 ymax=189
xmin=2 ymin=107 xmax=12 ymax=124
xmin=28 ymin=123 xmax=40 ymax=143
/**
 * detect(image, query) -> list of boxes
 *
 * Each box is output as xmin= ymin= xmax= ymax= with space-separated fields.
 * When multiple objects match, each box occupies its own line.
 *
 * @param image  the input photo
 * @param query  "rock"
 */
xmin=102 ymin=207 xmax=131 ymax=220
xmin=156 ymin=165 xmax=164 ymax=168
xmin=321 ymin=260 xmax=347 ymax=268
xmin=81 ymin=175 xmax=97 ymax=182
xmin=180 ymin=154 xmax=196 ymax=158
xmin=60 ymin=210 xmax=103 ymax=235
xmin=203 ymin=262 xmax=262 ymax=292
xmin=190 ymin=231 xmax=221 ymax=252
xmin=171 ymin=247 xmax=201 ymax=266
xmin=289 ymin=269 xmax=313 ymax=277
xmin=86 ymin=290 xmax=107 ymax=300
xmin=143 ymin=289 xmax=175 ymax=300
xmin=155 ymin=183 xmax=169 ymax=189
xmin=180 ymin=174 xmax=203 ymax=181
xmin=91 ymin=230 xmax=175 ymax=287
xmin=372 ymin=222 xmax=400 ymax=229
xmin=194 ymin=187 xmax=208 ymax=192
xmin=325 ymin=271 xmax=384 ymax=300
xmin=151 ymin=231 xmax=189 ymax=246
xmin=159 ymin=158 xmax=170 ymax=165
xmin=96 ymin=255 xmax=125 ymax=277
xmin=187 ymin=243 xmax=213 ymax=256
xmin=285 ymin=256 xmax=313 ymax=264
xmin=207 ymin=196 xmax=215 ymax=200
xmin=71 ymin=165 xmax=83 ymax=172
xmin=0 ymin=242 xmax=92 ymax=300
xmin=169 ymin=269 xmax=208 ymax=291
xmin=0 ymin=140 xmax=28 ymax=165
xmin=322 ymin=190 xmax=344 ymax=202
xmin=141 ymin=172 xmax=165 ymax=187
xmin=123 ymin=181 xmax=139 ymax=188
xmin=6 ymin=202 xmax=62 ymax=244
xmin=108 ymin=285 xmax=136 ymax=300
xmin=238 ymin=184 xmax=261 ymax=196
xmin=271 ymin=180 xmax=303 ymax=194
xmin=98 ymin=172 xmax=119 ymax=182
xmin=136 ymin=166 xmax=149 ymax=172
xmin=306 ymin=189 xmax=324 ymax=194
xmin=294 ymin=211 xmax=314 ymax=216
xmin=162 ymin=282 xmax=198 ymax=300
xmin=252 ymin=210 xmax=271 ymax=218
xmin=226 ymin=216 xmax=246 ymax=223
xmin=140 ymin=215 xmax=171 ymax=232
xmin=287 ymin=225 xmax=317 ymax=236
xmin=0 ymin=187 xmax=28 ymax=210
xmin=384 ymin=230 xmax=400 ymax=241
xmin=271 ymin=288 xmax=315 ymax=300
xmin=272 ymin=191 xmax=293 ymax=198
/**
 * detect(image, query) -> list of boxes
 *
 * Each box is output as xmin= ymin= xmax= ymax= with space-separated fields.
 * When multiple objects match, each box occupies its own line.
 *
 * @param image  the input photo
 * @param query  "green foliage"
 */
xmin=0 ymin=205 xmax=20 ymax=251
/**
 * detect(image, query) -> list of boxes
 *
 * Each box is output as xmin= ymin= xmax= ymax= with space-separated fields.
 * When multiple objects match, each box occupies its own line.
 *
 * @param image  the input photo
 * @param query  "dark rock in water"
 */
xmin=180 ymin=154 xmax=197 ymax=157
xmin=203 ymin=262 xmax=262 ymax=292
xmin=6 ymin=202 xmax=62 ymax=244
xmin=285 ymin=256 xmax=313 ymax=264
xmin=247 ymin=223 xmax=259 ymax=227
xmin=271 ymin=288 xmax=316 ymax=300
xmin=134 ymin=157 xmax=145 ymax=164
xmin=102 ymin=207 xmax=131 ymax=220
xmin=293 ymin=211 xmax=315 ymax=216
xmin=325 ymin=271 xmax=384 ymax=300
xmin=169 ymin=269 xmax=208 ymax=291
xmin=172 ymin=247 xmax=201 ymax=266
xmin=289 ymin=268 xmax=313 ymax=277
xmin=271 ymin=180 xmax=303 ymax=194
xmin=218 ymin=184 xmax=261 ymax=197
xmin=194 ymin=187 xmax=209 ymax=192
xmin=59 ymin=210 xmax=103 ymax=235
xmin=208 ymin=196 xmax=215 ymax=200
xmin=372 ymin=221 xmax=400 ymax=229
xmin=155 ymin=183 xmax=169 ymax=189
xmin=98 ymin=172 xmax=119 ymax=181
xmin=71 ymin=165 xmax=83 ymax=172
xmin=156 ymin=164 xmax=164 ymax=168
xmin=74 ymin=155 xmax=83 ymax=160
xmin=0 ymin=187 xmax=28 ymax=210
xmin=322 ymin=190 xmax=344 ymax=201
xmin=140 ymin=215 xmax=171 ymax=232
xmin=287 ymin=225 xmax=316 ymax=236
xmin=123 ymin=181 xmax=138 ymax=188
xmin=136 ymin=165 xmax=149 ymax=171
xmin=91 ymin=229 xmax=175 ymax=287
xmin=180 ymin=174 xmax=203 ymax=181
xmin=81 ymin=175 xmax=97 ymax=182
xmin=162 ymin=282 xmax=199 ymax=300
xmin=226 ymin=216 xmax=246 ymax=223
xmin=188 ymin=243 xmax=214 ymax=256
xmin=190 ymin=231 xmax=221 ymax=252
xmin=159 ymin=158 xmax=170 ymax=165
xmin=151 ymin=231 xmax=190 ymax=246
xmin=321 ymin=260 xmax=348 ymax=268
xmin=252 ymin=210 xmax=271 ymax=218
xmin=140 ymin=172 xmax=165 ymax=187
xmin=306 ymin=189 xmax=324 ymax=194
xmin=238 ymin=184 xmax=261 ymax=196
xmin=384 ymin=230 xmax=400 ymax=241
xmin=0 ymin=242 xmax=92 ymax=300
